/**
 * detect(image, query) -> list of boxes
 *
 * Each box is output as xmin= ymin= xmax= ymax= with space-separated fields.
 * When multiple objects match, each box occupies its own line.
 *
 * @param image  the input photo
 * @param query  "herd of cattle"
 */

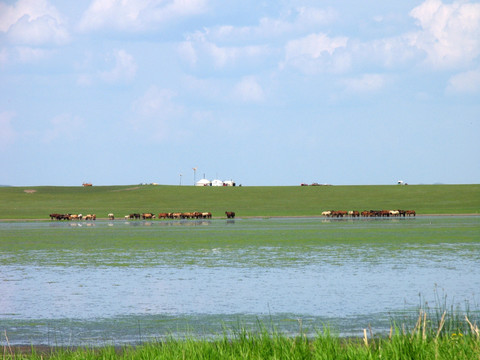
xmin=322 ymin=209 xmax=416 ymax=217
xmin=49 ymin=213 xmax=96 ymax=220
xmin=49 ymin=211 xmax=236 ymax=220
xmin=50 ymin=210 xmax=415 ymax=220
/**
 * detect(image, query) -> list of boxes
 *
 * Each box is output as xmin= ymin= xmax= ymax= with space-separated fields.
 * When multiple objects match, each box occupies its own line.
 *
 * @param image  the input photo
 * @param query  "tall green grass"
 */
xmin=3 ymin=314 xmax=479 ymax=359
xmin=1 ymin=184 xmax=479 ymax=219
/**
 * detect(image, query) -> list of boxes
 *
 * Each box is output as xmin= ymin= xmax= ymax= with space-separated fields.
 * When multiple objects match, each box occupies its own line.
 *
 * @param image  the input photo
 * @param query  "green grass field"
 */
xmin=0 ymin=184 xmax=479 ymax=219
xmin=3 ymin=320 xmax=480 ymax=360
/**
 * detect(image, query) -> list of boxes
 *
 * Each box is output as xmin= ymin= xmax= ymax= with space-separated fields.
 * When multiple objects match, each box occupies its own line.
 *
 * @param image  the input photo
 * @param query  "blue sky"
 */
xmin=1 ymin=0 xmax=479 ymax=186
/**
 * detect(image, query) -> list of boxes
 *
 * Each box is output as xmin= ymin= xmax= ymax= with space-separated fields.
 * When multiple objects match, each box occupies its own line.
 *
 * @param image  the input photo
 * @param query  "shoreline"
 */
xmin=0 ymin=213 xmax=479 ymax=222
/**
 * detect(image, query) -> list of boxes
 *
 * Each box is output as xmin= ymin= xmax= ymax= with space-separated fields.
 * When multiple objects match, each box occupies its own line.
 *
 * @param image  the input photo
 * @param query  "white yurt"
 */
xmin=211 ymin=179 xmax=224 ymax=186
xmin=195 ymin=179 xmax=211 ymax=186
xmin=223 ymin=180 xmax=235 ymax=186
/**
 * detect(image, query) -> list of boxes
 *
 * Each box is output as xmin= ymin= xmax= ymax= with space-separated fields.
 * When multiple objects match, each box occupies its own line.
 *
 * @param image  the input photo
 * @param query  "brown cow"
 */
xmin=380 ymin=210 xmax=390 ymax=217
xmin=331 ymin=210 xmax=347 ymax=218
xmin=225 ymin=211 xmax=235 ymax=219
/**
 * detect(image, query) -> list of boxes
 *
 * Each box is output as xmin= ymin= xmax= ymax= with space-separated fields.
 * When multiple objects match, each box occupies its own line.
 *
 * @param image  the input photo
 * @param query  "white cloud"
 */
xmin=446 ymin=68 xmax=480 ymax=93
xmin=282 ymin=32 xmax=349 ymax=74
xmin=178 ymin=6 xmax=337 ymax=71
xmin=409 ymin=0 xmax=480 ymax=69
xmin=207 ymin=7 xmax=337 ymax=42
xmin=78 ymin=0 xmax=207 ymax=32
xmin=0 ymin=0 xmax=70 ymax=45
xmin=233 ymin=76 xmax=265 ymax=103
xmin=99 ymin=49 xmax=137 ymax=83
xmin=0 ymin=111 xmax=17 ymax=148
xmin=179 ymin=31 xmax=270 ymax=69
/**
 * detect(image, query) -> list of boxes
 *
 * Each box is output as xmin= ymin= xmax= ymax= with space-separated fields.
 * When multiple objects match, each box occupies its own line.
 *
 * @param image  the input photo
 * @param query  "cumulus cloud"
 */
xmin=0 ymin=0 xmax=70 ymax=45
xmin=0 ymin=111 xmax=17 ymax=148
xmin=206 ymin=7 xmax=337 ymax=42
xmin=233 ymin=76 xmax=265 ymax=103
xmin=178 ymin=6 xmax=337 ymax=71
xmin=78 ymin=0 xmax=207 ymax=32
xmin=281 ymin=33 xmax=349 ymax=74
xmin=99 ymin=49 xmax=137 ymax=83
xmin=409 ymin=0 xmax=480 ymax=69
xmin=446 ymin=68 xmax=480 ymax=93
xmin=179 ymin=31 xmax=270 ymax=69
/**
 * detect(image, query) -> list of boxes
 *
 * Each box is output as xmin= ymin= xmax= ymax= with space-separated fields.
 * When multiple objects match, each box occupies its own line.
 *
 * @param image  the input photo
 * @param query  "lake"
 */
xmin=0 ymin=216 xmax=479 ymax=345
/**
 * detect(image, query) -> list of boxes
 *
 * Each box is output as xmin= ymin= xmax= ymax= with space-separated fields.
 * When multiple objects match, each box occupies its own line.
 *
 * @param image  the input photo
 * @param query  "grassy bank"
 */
xmin=3 ymin=316 xmax=480 ymax=360
xmin=1 ymin=184 xmax=479 ymax=219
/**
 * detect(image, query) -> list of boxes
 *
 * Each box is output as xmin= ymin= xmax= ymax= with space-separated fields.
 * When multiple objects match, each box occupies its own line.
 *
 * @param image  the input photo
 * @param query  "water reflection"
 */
xmin=50 ymin=220 xmax=214 ymax=227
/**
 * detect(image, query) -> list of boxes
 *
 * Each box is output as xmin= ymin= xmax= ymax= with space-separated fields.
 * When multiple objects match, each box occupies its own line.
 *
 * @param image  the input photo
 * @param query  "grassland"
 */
xmin=0 ymin=184 xmax=478 ymax=219
xmin=3 ymin=318 xmax=480 ymax=360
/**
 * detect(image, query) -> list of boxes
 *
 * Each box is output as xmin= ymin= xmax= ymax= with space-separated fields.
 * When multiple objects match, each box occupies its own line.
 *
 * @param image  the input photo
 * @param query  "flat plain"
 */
xmin=0 ymin=184 xmax=479 ymax=219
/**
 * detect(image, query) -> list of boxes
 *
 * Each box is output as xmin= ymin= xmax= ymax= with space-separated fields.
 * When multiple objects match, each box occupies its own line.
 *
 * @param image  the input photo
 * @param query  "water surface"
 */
xmin=1 ymin=216 xmax=479 ymax=345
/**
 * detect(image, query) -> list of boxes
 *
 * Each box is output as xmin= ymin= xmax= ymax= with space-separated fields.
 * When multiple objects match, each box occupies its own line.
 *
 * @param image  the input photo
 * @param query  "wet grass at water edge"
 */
xmin=3 ymin=315 xmax=480 ymax=360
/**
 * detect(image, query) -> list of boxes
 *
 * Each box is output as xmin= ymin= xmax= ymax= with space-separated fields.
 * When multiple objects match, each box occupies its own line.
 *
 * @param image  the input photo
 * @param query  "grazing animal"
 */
xmin=389 ymin=210 xmax=400 ymax=217
xmin=331 ymin=210 xmax=347 ymax=218
xmin=108 ymin=213 xmax=114 ymax=220
xmin=225 ymin=211 xmax=235 ymax=219
xmin=348 ymin=211 xmax=360 ymax=217
xmin=202 ymin=212 xmax=212 ymax=219
xmin=406 ymin=210 xmax=416 ymax=217
xmin=142 ymin=213 xmax=155 ymax=220
xmin=321 ymin=211 xmax=332 ymax=217
xmin=158 ymin=213 xmax=168 ymax=219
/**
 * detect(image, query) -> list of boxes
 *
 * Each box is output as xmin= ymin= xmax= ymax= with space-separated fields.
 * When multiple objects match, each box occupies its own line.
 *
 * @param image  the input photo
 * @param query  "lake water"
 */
xmin=0 ymin=216 xmax=479 ymax=345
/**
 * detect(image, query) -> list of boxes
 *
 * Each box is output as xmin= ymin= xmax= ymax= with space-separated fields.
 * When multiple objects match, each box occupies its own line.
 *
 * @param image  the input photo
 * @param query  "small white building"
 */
xmin=223 ymin=180 xmax=236 ymax=186
xmin=195 ymin=179 xmax=212 ymax=186
xmin=211 ymin=179 xmax=224 ymax=186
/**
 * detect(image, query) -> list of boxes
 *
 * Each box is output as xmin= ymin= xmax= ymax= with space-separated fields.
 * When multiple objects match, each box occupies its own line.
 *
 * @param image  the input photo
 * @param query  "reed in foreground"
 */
xmin=3 ymin=315 xmax=479 ymax=360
